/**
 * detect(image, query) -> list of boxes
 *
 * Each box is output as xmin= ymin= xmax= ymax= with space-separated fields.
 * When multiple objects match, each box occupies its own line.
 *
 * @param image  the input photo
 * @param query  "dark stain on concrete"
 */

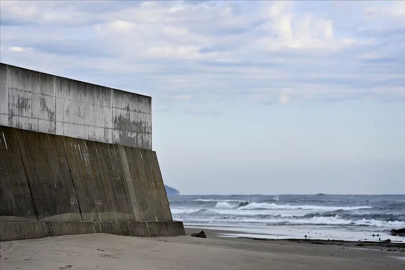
xmin=14 ymin=95 xmax=31 ymax=118
xmin=39 ymin=97 xmax=55 ymax=121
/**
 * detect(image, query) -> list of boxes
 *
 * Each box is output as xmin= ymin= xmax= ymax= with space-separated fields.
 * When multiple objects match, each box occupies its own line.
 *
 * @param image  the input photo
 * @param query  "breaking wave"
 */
xmin=238 ymin=202 xmax=372 ymax=211
xmin=177 ymin=215 xmax=405 ymax=228
xmin=215 ymin=202 xmax=235 ymax=209
xmin=171 ymin=208 xmax=207 ymax=215
xmin=195 ymin=199 xmax=247 ymax=203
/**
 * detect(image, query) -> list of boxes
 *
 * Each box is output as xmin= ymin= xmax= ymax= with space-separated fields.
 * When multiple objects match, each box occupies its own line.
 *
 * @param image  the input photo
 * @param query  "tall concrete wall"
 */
xmin=0 ymin=64 xmax=184 ymax=241
xmin=0 ymin=126 xmax=172 ymax=223
xmin=0 ymin=63 xmax=152 ymax=150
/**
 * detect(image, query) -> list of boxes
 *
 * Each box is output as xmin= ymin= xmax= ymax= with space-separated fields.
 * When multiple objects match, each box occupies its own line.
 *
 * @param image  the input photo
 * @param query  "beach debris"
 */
xmin=391 ymin=228 xmax=405 ymax=237
xmin=191 ymin=230 xmax=207 ymax=238
xmin=59 ymin=265 xmax=73 ymax=270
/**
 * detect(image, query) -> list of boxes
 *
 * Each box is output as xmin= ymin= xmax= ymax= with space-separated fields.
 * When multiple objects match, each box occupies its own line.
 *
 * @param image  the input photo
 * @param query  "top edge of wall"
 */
xmin=0 ymin=62 xmax=151 ymax=99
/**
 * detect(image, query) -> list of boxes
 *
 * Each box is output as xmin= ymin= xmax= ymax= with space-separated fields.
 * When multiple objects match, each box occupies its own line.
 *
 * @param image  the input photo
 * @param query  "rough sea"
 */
xmin=169 ymin=194 xmax=405 ymax=242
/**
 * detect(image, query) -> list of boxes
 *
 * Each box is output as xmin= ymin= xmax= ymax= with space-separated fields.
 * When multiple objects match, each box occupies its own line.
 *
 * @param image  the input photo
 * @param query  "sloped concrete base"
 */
xmin=0 ymin=222 xmax=49 ymax=241
xmin=0 ymin=221 xmax=185 ymax=241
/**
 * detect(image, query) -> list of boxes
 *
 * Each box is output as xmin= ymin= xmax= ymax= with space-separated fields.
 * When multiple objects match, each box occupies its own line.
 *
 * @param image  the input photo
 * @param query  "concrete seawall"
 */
xmin=0 ymin=125 xmax=184 ymax=241
xmin=0 ymin=63 xmax=184 ymax=241
xmin=0 ymin=63 xmax=152 ymax=150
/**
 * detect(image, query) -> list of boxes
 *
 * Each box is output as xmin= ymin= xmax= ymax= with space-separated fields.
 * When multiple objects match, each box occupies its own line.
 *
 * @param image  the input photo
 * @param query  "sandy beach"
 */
xmin=1 ymin=229 xmax=404 ymax=270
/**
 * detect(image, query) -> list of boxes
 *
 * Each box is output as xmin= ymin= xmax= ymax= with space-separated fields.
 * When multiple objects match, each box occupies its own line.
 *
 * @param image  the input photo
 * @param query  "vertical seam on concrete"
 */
xmin=105 ymin=147 xmax=118 ymax=222
xmin=110 ymin=89 xmax=113 ymax=144
xmin=148 ymin=152 xmax=160 ymax=221
xmin=14 ymin=129 xmax=39 ymax=222
xmin=145 ymin=222 xmax=151 ymax=237
xmin=62 ymin=80 xmax=65 ymax=136
xmin=98 ymin=145 xmax=118 ymax=222
xmin=53 ymin=76 xmax=56 ymax=133
xmin=150 ymin=98 xmax=152 ymax=149
xmin=61 ymin=138 xmax=84 ymax=222
xmin=5 ymin=64 xmax=9 ymax=125
xmin=42 ymin=136 xmax=59 ymax=220
xmin=141 ymin=150 xmax=158 ymax=222
xmin=117 ymin=145 xmax=138 ymax=220
xmin=45 ymin=222 xmax=51 ymax=237
xmin=85 ymin=142 xmax=101 ymax=222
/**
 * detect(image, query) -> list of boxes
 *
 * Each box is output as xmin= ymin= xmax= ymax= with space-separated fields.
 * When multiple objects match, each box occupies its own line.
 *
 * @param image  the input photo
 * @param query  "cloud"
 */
xmin=279 ymin=94 xmax=290 ymax=105
xmin=100 ymin=20 xmax=138 ymax=34
xmin=175 ymin=95 xmax=192 ymax=101
xmin=366 ymin=2 xmax=405 ymax=19
xmin=256 ymin=2 xmax=358 ymax=52
xmin=0 ymin=1 xmax=98 ymax=26
xmin=0 ymin=1 xmax=404 ymax=108
xmin=10 ymin=47 xmax=26 ymax=52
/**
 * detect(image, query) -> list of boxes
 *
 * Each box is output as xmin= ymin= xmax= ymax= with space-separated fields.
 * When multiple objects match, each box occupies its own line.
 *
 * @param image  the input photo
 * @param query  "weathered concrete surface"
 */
xmin=0 ymin=126 xmax=185 ymax=241
xmin=15 ymin=129 xmax=82 ymax=222
xmin=0 ymin=126 xmax=37 ymax=222
xmin=0 ymin=63 xmax=152 ymax=149
xmin=50 ymin=221 xmax=185 ymax=237
xmin=64 ymin=138 xmax=135 ymax=222
xmin=0 ymin=222 xmax=49 ymax=241
xmin=0 ymin=221 xmax=185 ymax=241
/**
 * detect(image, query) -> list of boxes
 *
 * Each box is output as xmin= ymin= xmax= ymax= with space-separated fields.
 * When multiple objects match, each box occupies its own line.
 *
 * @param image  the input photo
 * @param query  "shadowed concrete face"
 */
xmin=0 ymin=126 xmax=171 ymax=223
xmin=0 ymin=63 xmax=152 ymax=150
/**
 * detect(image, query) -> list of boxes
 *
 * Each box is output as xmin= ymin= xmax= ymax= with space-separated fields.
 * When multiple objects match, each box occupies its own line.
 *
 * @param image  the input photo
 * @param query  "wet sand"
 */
xmin=191 ymin=227 xmax=405 ymax=249
xmin=0 ymin=230 xmax=404 ymax=270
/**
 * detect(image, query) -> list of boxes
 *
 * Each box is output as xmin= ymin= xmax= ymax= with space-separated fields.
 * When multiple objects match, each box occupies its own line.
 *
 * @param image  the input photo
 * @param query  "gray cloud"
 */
xmin=1 ymin=1 xmax=404 ymax=107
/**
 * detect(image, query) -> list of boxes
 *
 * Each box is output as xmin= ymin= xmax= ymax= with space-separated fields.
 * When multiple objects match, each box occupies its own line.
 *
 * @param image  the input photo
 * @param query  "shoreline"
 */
xmin=1 ymin=232 xmax=405 ymax=269
xmin=185 ymin=227 xmax=405 ymax=252
xmin=170 ymin=194 xmax=405 ymax=246
xmin=183 ymin=222 xmax=405 ymax=243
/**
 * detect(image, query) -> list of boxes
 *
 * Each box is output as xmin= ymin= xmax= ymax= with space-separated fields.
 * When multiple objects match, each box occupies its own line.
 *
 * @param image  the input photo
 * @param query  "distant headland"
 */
xmin=165 ymin=185 xmax=180 ymax=196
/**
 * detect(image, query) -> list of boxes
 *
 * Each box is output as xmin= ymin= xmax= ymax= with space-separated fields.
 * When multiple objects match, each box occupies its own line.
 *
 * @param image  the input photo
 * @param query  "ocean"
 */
xmin=169 ymin=194 xmax=405 ymax=242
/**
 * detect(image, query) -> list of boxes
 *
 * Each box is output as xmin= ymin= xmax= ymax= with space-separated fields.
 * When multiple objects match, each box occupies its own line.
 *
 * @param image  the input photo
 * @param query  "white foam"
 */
xmin=355 ymin=219 xmax=405 ymax=227
xmin=208 ymin=208 xmax=306 ymax=217
xmin=172 ymin=207 xmax=307 ymax=217
xmin=174 ymin=213 xmax=405 ymax=228
xmin=215 ymin=202 xmax=235 ymax=209
xmin=171 ymin=208 xmax=204 ymax=214
xmin=239 ymin=202 xmax=372 ymax=211
xmin=195 ymin=199 xmax=246 ymax=203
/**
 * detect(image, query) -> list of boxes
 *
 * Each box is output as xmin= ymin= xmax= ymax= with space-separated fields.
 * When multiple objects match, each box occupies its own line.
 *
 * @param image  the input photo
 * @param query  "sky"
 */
xmin=1 ymin=1 xmax=404 ymax=195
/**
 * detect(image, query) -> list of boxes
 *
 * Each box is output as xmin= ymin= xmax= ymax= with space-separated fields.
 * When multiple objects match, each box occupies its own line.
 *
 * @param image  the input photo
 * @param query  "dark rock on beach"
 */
xmin=390 ymin=228 xmax=405 ymax=236
xmin=191 ymin=231 xmax=207 ymax=238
